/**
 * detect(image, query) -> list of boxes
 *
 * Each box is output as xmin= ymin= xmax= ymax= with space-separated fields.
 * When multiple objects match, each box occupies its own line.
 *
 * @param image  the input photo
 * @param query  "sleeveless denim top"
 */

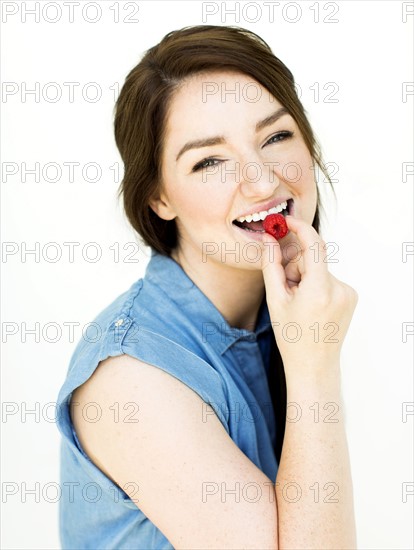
xmin=56 ymin=249 xmax=280 ymax=549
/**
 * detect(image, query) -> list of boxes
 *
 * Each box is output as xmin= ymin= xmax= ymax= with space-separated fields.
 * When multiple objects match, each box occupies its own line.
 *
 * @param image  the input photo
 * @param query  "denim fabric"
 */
xmin=56 ymin=249 xmax=280 ymax=549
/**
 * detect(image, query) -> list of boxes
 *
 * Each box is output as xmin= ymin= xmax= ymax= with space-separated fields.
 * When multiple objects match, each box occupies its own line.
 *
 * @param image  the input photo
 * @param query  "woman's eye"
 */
xmin=192 ymin=158 xmax=222 ymax=172
xmin=264 ymin=130 xmax=294 ymax=147
xmin=191 ymin=132 xmax=293 ymax=172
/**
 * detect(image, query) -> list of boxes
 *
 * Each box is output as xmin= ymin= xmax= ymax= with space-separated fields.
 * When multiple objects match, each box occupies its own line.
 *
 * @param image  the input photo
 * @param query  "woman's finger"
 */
xmin=260 ymin=232 xmax=289 ymax=297
xmin=284 ymin=260 xmax=302 ymax=288
xmin=284 ymin=216 xmax=329 ymax=283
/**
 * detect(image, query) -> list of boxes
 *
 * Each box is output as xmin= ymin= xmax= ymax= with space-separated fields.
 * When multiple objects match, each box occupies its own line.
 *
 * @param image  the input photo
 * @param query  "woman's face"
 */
xmin=151 ymin=70 xmax=318 ymax=270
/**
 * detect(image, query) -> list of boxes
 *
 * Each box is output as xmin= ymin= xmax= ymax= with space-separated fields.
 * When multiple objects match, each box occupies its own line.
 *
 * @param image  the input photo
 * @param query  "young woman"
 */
xmin=56 ymin=25 xmax=358 ymax=549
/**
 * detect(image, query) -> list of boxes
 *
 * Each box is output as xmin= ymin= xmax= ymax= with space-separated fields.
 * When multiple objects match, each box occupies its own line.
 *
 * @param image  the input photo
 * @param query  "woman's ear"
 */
xmin=149 ymin=191 xmax=177 ymax=221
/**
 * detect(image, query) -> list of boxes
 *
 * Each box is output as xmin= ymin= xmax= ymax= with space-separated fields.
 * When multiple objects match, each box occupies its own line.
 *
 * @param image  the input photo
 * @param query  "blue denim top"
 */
xmin=56 ymin=249 xmax=280 ymax=549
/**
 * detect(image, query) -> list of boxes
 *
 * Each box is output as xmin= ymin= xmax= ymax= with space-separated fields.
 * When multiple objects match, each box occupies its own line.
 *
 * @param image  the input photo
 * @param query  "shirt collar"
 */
xmin=144 ymin=250 xmax=273 ymax=355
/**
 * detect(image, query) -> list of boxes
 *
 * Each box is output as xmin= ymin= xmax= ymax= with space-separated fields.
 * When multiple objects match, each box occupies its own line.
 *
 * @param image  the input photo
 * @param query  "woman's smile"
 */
xmin=232 ymin=197 xmax=294 ymax=234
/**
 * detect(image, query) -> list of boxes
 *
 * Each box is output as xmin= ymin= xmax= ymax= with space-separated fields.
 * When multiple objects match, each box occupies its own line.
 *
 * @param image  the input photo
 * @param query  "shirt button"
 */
xmin=114 ymin=319 xmax=124 ymax=327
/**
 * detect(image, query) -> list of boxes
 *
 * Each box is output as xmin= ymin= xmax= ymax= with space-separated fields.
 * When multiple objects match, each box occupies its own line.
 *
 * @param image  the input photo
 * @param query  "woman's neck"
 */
xmin=170 ymin=247 xmax=266 ymax=332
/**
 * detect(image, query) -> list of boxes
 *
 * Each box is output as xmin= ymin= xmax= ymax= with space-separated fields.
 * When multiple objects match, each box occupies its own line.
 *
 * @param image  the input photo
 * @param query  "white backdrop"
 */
xmin=1 ymin=1 xmax=413 ymax=548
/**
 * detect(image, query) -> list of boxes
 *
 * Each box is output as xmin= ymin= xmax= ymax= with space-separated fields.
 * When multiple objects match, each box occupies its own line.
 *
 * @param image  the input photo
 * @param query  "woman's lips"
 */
xmin=232 ymin=198 xmax=294 ymax=234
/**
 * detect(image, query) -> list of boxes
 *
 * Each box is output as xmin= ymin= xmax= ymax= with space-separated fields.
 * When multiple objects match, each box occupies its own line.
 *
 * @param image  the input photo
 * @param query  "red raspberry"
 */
xmin=263 ymin=213 xmax=288 ymax=240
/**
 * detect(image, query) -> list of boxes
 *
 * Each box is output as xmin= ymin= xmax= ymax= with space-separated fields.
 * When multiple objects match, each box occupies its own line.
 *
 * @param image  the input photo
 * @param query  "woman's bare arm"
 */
xmin=71 ymin=354 xmax=279 ymax=550
xmin=275 ymin=364 xmax=356 ymax=549
xmin=262 ymin=215 xmax=359 ymax=549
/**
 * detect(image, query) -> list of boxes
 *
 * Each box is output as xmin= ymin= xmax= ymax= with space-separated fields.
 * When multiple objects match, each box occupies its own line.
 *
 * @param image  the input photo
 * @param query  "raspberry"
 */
xmin=263 ymin=213 xmax=288 ymax=240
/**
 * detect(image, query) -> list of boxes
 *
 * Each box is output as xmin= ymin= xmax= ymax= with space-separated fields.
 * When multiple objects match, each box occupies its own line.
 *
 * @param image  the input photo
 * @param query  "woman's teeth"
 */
xmin=235 ymin=200 xmax=288 ymax=223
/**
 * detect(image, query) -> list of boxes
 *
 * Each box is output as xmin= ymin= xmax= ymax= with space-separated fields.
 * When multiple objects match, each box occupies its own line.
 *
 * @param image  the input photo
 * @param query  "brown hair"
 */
xmin=114 ymin=25 xmax=334 ymax=256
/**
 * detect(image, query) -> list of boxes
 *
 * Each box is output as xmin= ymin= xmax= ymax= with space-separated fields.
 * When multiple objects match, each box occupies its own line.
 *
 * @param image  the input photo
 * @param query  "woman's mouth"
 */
xmin=232 ymin=198 xmax=294 ymax=233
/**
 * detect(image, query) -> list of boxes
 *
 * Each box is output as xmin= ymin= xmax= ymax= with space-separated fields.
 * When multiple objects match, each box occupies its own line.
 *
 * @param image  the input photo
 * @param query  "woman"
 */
xmin=56 ymin=25 xmax=358 ymax=549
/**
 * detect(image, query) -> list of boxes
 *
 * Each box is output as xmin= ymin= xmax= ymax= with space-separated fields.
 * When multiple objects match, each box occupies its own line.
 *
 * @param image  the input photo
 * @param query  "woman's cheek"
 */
xmin=285 ymin=149 xmax=314 ymax=184
xmin=175 ymin=184 xmax=229 ymax=230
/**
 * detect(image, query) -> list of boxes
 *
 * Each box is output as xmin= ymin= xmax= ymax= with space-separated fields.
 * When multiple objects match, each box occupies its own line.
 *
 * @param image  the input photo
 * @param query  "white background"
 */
xmin=1 ymin=1 xmax=413 ymax=548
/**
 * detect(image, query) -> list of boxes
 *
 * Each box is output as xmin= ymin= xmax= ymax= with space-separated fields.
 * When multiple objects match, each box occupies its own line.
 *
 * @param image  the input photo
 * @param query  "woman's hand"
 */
xmin=261 ymin=215 xmax=358 ymax=375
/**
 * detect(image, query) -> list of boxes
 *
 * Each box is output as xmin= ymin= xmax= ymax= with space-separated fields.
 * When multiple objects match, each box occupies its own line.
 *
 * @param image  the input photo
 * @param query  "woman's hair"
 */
xmin=114 ymin=25 xmax=333 ymax=256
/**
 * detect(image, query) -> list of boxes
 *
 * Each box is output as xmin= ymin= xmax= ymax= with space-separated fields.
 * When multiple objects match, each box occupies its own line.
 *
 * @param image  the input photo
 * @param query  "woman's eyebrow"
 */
xmin=175 ymin=107 xmax=289 ymax=162
xmin=255 ymin=107 xmax=289 ymax=133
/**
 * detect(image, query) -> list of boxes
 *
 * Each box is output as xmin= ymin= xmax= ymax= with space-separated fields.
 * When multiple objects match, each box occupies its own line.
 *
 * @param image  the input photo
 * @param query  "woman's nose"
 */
xmin=238 ymin=157 xmax=281 ymax=198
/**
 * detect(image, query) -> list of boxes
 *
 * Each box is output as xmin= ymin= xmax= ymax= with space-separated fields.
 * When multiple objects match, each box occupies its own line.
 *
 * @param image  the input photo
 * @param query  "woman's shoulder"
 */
xmin=56 ymin=274 xmax=230 ymax=441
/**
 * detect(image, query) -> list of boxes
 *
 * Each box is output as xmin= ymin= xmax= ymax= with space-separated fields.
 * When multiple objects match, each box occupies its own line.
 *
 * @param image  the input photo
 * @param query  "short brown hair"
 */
xmin=114 ymin=25 xmax=333 ymax=256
